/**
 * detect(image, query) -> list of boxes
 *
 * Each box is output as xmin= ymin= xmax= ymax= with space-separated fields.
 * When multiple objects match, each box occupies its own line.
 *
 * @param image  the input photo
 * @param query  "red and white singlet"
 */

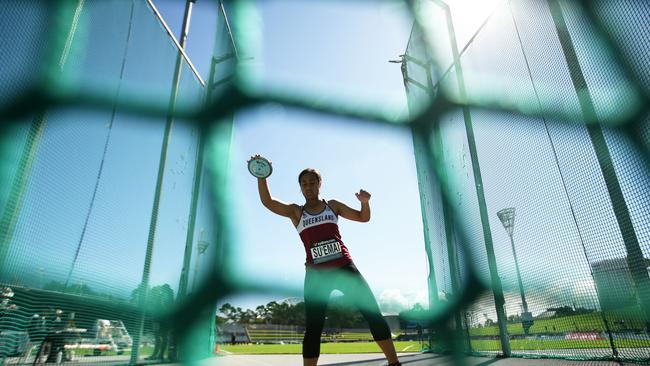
xmin=296 ymin=201 xmax=353 ymax=268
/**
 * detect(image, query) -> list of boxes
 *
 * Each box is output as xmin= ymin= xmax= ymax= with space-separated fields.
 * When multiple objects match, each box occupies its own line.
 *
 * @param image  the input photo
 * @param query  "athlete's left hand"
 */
xmin=355 ymin=189 xmax=371 ymax=203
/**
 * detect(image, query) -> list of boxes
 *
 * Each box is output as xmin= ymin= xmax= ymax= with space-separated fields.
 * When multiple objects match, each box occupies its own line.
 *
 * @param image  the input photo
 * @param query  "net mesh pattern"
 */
xmin=1 ymin=0 xmax=649 ymax=364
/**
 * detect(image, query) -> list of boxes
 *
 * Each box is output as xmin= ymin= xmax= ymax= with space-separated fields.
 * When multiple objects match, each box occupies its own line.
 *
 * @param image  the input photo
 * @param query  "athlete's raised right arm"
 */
xmin=257 ymin=177 xmax=300 ymax=218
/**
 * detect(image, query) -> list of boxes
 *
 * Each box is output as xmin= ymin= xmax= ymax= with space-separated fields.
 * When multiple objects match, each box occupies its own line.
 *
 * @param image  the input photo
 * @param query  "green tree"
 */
xmin=218 ymin=303 xmax=237 ymax=322
xmin=44 ymin=280 xmax=97 ymax=297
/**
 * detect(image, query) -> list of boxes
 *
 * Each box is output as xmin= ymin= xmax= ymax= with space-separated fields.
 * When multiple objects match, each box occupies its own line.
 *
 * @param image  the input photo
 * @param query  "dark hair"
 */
xmin=298 ymin=168 xmax=322 ymax=183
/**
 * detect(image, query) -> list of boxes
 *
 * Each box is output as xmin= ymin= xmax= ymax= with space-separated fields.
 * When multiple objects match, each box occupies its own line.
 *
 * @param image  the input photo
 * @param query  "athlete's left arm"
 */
xmin=329 ymin=189 xmax=371 ymax=222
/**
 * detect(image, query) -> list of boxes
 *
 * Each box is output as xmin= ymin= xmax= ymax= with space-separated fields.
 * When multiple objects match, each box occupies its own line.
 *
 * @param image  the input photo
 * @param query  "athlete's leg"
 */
xmin=339 ymin=265 xmax=399 ymax=365
xmin=376 ymin=339 xmax=399 ymax=364
xmin=303 ymin=268 xmax=331 ymax=365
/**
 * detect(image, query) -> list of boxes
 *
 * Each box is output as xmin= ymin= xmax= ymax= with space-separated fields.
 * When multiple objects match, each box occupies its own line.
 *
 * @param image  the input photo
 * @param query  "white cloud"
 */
xmin=377 ymin=288 xmax=432 ymax=314
xmin=378 ymin=289 xmax=409 ymax=314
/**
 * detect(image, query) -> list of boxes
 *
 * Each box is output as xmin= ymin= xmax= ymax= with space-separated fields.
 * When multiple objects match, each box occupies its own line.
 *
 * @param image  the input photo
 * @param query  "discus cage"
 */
xmin=0 ymin=0 xmax=649 ymax=365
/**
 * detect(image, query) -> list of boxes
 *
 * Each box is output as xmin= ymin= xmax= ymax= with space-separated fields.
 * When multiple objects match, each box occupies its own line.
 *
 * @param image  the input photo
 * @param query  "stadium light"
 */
xmin=192 ymin=229 xmax=210 ymax=291
xmin=497 ymin=207 xmax=533 ymax=335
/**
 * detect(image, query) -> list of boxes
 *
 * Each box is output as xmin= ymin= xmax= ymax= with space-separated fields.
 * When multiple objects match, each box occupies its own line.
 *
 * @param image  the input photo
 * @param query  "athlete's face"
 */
xmin=299 ymin=173 xmax=321 ymax=200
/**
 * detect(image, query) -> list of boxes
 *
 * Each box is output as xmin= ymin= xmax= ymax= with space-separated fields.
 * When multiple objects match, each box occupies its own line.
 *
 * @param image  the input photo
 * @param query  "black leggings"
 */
xmin=303 ymin=263 xmax=392 ymax=358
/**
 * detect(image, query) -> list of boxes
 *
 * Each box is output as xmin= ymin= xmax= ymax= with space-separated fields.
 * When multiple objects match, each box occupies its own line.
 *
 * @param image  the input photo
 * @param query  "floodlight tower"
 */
xmin=497 ymin=207 xmax=533 ymax=335
xmin=192 ymin=229 xmax=210 ymax=292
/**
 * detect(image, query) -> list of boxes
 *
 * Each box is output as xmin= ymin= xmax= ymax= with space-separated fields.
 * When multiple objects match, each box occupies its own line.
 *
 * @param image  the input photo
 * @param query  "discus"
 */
xmin=247 ymin=156 xmax=273 ymax=178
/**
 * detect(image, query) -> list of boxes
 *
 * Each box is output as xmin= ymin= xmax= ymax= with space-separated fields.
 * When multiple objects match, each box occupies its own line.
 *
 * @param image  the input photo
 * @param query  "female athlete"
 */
xmin=251 ymin=155 xmax=401 ymax=366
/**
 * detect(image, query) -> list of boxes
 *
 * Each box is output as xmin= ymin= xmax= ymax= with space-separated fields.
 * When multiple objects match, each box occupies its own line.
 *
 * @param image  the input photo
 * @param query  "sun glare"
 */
xmin=415 ymin=0 xmax=506 ymax=68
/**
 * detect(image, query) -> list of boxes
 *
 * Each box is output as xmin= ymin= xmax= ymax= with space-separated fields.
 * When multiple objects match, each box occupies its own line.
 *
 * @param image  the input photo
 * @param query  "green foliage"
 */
xmin=324 ymin=297 xmax=366 ymax=328
xmin=129 ymin=283 xmax=174 ymax=313
xmin=43 ymin=280 xmax=98 ymax=297
xmin=218 ymin=297 xmax=367 ymax=328
xmin=547 ymin=306 xmax=595 ymax=318
xmin=398 ymin=302 xmax=429 ymax=325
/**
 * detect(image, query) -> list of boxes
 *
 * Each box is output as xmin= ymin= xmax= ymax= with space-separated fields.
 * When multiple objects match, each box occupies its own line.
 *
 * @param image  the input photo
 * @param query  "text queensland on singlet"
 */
xmin=295 ymin=202 xmax=352 ymax=268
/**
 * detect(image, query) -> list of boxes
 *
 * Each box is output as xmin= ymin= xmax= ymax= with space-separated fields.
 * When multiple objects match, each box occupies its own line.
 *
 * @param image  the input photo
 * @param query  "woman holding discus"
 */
xmin=248 ymin=155 xmax=401 ymax=366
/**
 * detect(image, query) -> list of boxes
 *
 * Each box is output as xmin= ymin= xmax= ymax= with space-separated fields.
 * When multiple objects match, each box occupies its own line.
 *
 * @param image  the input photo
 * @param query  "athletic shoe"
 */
xmin=379 ymin=362 xmax=401 ymax=366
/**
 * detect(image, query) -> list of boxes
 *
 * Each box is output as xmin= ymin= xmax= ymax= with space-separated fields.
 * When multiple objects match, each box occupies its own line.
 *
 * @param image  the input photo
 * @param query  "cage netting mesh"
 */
xmin=0 ymin=0 xmax=649 ymax=364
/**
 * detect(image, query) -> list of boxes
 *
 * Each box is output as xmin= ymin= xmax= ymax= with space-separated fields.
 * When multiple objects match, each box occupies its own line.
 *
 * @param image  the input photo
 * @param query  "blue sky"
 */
xmin=152 ymin=0 xmax=430 ymax=313
xmin=4 ymin=0 xmax=647 ymax=323
xmin=164 ymin=0 xmax=648 ymax=320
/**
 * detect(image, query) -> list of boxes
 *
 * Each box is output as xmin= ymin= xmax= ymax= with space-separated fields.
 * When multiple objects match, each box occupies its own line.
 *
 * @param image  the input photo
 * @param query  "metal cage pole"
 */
xmin=130 ymin=0 xmax=198 ymax=363
xmin=177 ymin=0 xmax=201 ymax=311
xmin=398 ymin=28 xmax=472 ymax=352
xmin=432 ymin=0 xmax=512 ymax=356
xmin=396 ymin=46 xmax=442 ymax=352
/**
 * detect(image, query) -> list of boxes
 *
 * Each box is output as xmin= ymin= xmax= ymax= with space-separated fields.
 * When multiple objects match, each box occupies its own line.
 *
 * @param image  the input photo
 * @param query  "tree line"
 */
xmin=218 ymin=298 xmax=377 ymax=328
xmin=218 ymin=299 xmax=429 ymax=329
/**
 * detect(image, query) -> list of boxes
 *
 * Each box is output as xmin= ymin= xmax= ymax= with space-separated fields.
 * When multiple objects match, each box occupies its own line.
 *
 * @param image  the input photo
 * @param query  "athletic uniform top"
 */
xmin=296 ymin=200 xmax=353 ymax=268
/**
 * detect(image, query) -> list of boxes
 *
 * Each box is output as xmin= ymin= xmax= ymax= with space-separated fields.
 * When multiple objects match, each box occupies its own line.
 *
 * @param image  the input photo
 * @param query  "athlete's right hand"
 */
xmin=247 ymin=154 xmax=273 ymax=179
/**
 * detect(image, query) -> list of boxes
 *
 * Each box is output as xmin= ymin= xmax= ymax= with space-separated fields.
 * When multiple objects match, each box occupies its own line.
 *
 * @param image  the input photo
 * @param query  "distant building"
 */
xmin=591 ymin=257 xmax=650 ymax=310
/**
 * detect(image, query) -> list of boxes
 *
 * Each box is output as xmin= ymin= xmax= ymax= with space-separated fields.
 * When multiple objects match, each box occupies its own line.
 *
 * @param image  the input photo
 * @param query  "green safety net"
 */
xmin=0 ymin=0 xmax=229 ymax=363
xmin=404 ymin=0 xmax=650 ymax=362
xmin=0 ymin=0 xmax=648 ymax=365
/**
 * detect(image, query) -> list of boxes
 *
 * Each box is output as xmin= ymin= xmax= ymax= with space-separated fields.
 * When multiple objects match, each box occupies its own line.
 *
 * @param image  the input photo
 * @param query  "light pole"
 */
xmin=192 ymin=229 xmax=210 ymax=292
xmin=497 ymin=207 xmax=533 ymax=335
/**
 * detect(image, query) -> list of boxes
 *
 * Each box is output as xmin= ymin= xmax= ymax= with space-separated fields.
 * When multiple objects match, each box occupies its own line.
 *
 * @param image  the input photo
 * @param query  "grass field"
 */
xmin=469 ymin=308 xmax=646 ymax=336
xmin=247 ymin=330 xmax=374 ymax=343
xmin=25 ymin=346 xmax=155 ymax=358
xmin=219 ymin=338 xmax=650 ymax=355
xmin=471 ymin=339 xmax=650 ymax=351
xmin=219 ymin=341 xmax=424 ymax=354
